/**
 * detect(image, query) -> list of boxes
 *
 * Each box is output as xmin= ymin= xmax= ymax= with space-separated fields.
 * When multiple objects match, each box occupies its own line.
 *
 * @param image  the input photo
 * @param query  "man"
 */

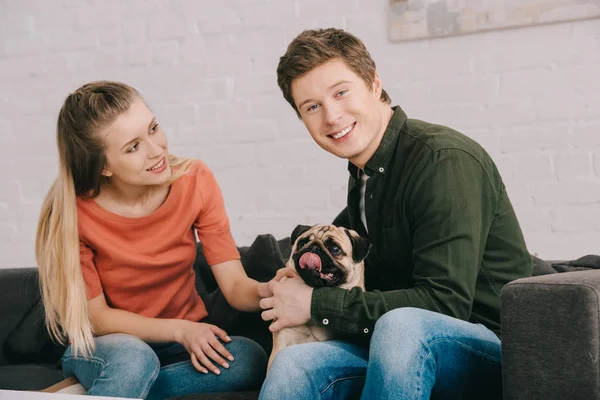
xmin=258 ymin=28 xmax=532 ymax=399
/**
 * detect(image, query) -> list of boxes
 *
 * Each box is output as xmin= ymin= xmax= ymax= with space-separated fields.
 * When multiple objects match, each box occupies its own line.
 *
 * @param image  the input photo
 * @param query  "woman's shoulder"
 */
xmin=172 ymin=158 xmax=221 ymax=197
xmin=172 ymin=158 xmax=212 ymax=183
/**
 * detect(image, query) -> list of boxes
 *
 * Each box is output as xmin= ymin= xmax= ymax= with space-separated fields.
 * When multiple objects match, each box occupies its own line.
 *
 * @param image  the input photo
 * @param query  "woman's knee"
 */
xmin=62 ymin=334 xmax=160 ymax=387
xmin=230 ymin=336 xmax=267 ymax=364
xmin=228 ymin=337 xmax=268 ymax=387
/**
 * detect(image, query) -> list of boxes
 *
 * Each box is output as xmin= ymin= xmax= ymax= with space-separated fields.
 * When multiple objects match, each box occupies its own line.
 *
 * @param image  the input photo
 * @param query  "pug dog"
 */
xmin=267 ymin=224 xmax=371 ymax=371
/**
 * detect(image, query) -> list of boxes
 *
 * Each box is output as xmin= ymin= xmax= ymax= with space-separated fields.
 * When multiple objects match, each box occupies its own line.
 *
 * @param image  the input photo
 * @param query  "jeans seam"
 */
xmin=140 ymin=357 xmax=161 ymax=399
xmin=428 ymin=337 xmax=502 ymax=363
xmin=416 ymin=347 xmax=435 ymax=398
xmin=67 ymin=357 xmax=106 ymax=394
xmin=319 ymin=375 xmax=365 ymax=395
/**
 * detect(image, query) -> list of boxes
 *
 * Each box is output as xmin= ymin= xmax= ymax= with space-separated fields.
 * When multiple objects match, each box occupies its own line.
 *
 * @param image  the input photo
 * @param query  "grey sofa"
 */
xmin=2 ymin=244 xmax=599 ymax=399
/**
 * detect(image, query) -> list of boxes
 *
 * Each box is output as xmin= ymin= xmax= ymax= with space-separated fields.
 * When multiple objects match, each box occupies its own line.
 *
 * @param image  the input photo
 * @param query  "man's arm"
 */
xmin=312 ymin=149 xmax=500 ymax=335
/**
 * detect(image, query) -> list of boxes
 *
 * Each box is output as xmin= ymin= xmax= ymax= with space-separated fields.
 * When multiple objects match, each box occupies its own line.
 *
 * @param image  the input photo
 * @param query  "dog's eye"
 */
xmin=329 ymin=244 xmax=342 ymax=255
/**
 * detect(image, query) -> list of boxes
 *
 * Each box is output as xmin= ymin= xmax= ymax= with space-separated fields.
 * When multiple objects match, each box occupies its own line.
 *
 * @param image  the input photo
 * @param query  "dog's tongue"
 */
xmin=299 ymin=252 xmax=322 ymax=271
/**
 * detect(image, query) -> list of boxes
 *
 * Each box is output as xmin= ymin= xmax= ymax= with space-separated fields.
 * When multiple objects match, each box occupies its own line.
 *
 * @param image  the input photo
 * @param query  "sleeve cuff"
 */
xmin=310 ymin=287 xmax=346 ymax=329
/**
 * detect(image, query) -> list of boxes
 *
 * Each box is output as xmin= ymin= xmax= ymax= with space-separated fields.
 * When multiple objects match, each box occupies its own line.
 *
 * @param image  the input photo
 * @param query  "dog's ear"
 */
xmin=345 ymin=229 xmax=371 ymax=262
xmin=290 ymin=224 xmax=312 ymax=246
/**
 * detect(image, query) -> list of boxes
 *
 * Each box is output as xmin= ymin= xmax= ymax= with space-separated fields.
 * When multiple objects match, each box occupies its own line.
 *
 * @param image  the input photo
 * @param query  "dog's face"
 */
xmin=288 ymin=224 xmax=371 ymax=289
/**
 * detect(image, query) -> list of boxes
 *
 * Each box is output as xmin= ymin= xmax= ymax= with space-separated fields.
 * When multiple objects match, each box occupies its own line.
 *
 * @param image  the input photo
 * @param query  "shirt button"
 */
xmin=322 ymin=318 xmax=329 ymax=325
xmin=378 ymin=167 xmax=384 ymax=173
xmin=369 ymin=194 xmax=373 ymax=199
xmin=363 ymin=328 xmax=369 ymax=334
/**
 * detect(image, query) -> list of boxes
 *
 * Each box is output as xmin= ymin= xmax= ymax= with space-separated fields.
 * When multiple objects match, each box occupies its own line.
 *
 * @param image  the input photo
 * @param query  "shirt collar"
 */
xmin=348 ymin=106 xmax=407 ymax=179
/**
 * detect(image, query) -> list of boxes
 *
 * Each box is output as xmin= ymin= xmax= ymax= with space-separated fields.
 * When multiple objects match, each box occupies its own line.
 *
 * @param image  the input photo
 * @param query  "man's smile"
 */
xmin=328 ymin=122 xmax=356 ymax=140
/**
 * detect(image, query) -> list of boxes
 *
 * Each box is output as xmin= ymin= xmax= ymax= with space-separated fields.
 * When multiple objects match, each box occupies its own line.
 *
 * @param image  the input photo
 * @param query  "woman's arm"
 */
xmin=88 ymin=293 xmax=195 ymax=342
xmin=210 ymin=259 xmax=270 ymax=311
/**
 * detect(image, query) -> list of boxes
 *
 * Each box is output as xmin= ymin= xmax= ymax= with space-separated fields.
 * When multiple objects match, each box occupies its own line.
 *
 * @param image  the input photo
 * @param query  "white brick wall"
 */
xmin=1 ymin=0 xmax=599 ymax=268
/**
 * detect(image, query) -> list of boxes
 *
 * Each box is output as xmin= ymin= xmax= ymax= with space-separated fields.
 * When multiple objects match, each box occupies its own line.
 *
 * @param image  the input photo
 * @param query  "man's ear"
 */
xmin=344 ymin=229 xmax=371 ymax=263
xmin=290 ymin=224 xmax=312 ymax=246
xmin=371 ymin=72 xmax=383 ymax=99
xmin=101 ymin=168 xmax=113 ymax=177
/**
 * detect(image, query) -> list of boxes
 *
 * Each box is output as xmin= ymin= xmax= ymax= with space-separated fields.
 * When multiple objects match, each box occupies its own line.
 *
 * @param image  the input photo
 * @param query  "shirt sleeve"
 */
xmin=193 ymin=163 xmax=240 ymax=266
xmin=311 ymin=149 xmax=499 ymax=335
xmin=80 ymin=241 xmax=103 ymax=300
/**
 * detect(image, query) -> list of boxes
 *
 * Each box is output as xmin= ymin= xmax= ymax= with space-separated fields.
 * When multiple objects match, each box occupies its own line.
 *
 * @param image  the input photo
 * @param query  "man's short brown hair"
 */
xmin=277 ymin=28 xmax=391 ymax=117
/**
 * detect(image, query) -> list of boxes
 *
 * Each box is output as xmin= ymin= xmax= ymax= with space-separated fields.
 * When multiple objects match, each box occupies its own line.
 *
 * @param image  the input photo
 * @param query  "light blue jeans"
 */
xmin=62 ymin=334 xmax=267 ymax=399
xmin=260 ymin=307 xmax=502 ymax=400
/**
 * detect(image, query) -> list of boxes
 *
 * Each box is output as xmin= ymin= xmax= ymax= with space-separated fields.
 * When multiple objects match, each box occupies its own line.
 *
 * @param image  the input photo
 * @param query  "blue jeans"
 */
xmin=62 ymin=333 xmax=267 ymax=399
xmin=260 ymin=308 xmax=502 ymax=400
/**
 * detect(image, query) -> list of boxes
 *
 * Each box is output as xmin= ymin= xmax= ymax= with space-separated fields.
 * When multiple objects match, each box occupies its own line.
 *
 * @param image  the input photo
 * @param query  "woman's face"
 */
xmin=99 ymin=98 xmax=171 ymax=188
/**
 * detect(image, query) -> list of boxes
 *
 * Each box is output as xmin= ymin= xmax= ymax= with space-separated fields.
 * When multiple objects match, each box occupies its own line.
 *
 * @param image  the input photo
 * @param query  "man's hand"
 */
xmin=259 ymin=275 xmax=313 ymax=332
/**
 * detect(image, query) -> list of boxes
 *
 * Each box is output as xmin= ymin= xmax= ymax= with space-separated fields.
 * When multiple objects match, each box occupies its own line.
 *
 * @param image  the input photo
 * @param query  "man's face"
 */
xmin=99 ymin=98 xmax=171 ymax=187
xmin=291 ymin=58 xmax=387 ymax=167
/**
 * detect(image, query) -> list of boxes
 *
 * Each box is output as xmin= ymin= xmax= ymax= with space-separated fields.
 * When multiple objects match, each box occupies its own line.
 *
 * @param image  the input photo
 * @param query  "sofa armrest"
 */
xmin=500 ymin=270 xmax=600 ymax=400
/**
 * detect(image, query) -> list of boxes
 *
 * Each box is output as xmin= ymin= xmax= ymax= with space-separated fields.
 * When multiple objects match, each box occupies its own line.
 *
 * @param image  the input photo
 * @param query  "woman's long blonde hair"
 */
xmin=36 ymin=81 xmax=192 ymax=357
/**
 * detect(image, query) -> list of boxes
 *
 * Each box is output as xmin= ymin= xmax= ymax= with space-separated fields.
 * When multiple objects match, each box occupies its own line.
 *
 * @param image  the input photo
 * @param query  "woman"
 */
xmin=36 ymin=81 xmax=270 ymax=399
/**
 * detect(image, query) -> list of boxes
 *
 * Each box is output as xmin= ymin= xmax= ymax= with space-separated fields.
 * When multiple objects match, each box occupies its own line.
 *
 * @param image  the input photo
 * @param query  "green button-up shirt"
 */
xmin=311 ymin=106 xmax=532 ymax=340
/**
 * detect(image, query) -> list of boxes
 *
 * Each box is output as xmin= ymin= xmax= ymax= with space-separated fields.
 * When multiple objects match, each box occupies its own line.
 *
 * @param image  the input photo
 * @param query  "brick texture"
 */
xmin=1 ymin=0 xmax=599 ymax=267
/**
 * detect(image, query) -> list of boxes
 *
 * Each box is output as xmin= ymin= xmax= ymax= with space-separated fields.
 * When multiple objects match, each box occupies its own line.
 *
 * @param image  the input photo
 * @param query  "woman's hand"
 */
xmin=274 ymin=267 xmax=299 ymax=282
xmin=175 ymin=321 xmax=235 ymax=375
xmin=257 ymin=281 xmax=272 ymax=298
xmin=258 ymin=269 xmax=299 ymax=298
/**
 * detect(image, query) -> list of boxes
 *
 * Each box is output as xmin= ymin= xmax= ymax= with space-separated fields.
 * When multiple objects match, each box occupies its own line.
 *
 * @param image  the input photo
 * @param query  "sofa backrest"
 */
xmin=0 ymin=268 xmax=44 ymax=365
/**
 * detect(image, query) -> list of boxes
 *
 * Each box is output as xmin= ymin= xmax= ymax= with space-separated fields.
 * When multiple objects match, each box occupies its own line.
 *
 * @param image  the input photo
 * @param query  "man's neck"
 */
xmin=350 ymin=105 xmax=394 ymax=170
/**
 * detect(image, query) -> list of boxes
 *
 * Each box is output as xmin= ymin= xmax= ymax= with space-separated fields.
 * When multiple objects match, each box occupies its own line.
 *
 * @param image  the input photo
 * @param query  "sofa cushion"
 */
xmin=4 ymin=297 xmax=65 ymax=364
xmin=551 ymin=254 xmax=600 ymax=273
xmin=530 ymin=255 xmax=557 ymax=276
xmin=0 ymin=268 xmax=45 ymax=365
xmin=0 ymin=364 xmax=64 ymax=391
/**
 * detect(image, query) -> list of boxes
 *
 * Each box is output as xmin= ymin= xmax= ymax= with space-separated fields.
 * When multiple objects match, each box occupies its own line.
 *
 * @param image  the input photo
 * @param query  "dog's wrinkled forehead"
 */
xmin=309 ymin=225 xmax=335 ymax=240
xmin=297 ymin=225 xmax=349 ymax=246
